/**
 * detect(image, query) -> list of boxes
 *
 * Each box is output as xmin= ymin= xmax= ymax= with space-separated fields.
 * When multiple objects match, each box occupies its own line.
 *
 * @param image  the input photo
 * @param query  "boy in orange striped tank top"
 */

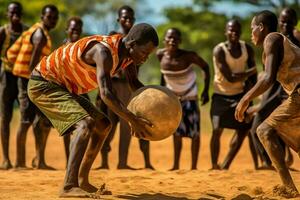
xmin=28 ymin=23 xmax=158 ymax=198
xmin=6 ymin=4 xmax=59 ymax=170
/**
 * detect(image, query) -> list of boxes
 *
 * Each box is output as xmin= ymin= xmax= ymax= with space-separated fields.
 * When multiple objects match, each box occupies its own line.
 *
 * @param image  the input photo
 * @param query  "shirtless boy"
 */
xmin=236 ymin=10 xmax=300 ymax=197
xmin=157 ymin=28 xmax=210 ymax=170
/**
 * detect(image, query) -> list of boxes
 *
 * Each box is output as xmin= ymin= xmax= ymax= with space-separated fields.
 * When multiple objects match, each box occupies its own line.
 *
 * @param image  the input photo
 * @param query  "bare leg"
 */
xmin=0 ymin=117 xmax=12 ymax=169
xmin=63 ymin=134 xmax=70 ymax=168
xmin=32 ymin=116 xmax=54 ymax=170
xmin=60 ymin=117 xmax=94 ymax=198
xmin=285 ymin=146 xmax=294 ymax=168
xmin=97 ymin=107 xmax=118 ymax=170
xmin=78 ymin=117 xmax=111 ymax=193
xmin=257 ymin=123 xmax=299 ymax=195
xmin=139 ymin=139 xmax=153 ymax=169
xmin=15 ymin=122 xmax=31 ymax=168
xmin=97 ymin=119 xmax=117 ymax=169
xmin=191 ymin=135 xmax=200 ymax=170
xmin=248 ymin=134 xmax=259 ymax=169
xmin=210 ymin=127 xmax=223 ymax=170
xmin=0 ymin=71 xmax=17 ymax=170
xmin=170 ymin=135 xmax=182 ymax=170
xmin=118 ymin=119 xmax=134 ymax=169
xmin=221 ymin=129 xmax=248 ymax=169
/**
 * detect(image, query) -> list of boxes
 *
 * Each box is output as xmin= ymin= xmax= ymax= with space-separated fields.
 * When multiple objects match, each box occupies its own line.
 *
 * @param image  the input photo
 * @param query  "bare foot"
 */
xmin=117 ymin=164 xmax=137 ymax=170
xmin=35 ymin=163 xmax=56 ymax=170
xmin=32 ymin=157 xmax=55 ymax=170
xmin=13 ymin=166 xmax=32 ymax=171
xmin=169 ymin=166 xmax=179 ymax=171
xmin=59 ymin=187 xmax=96 ymax=198
xmin=273 ymin=185 xmax=299 ymax=198
xmin=209 ymin=164 xmax=221 ymax=170
xmin=79 ymin=181 xmax=98 ymax=193
xmin=0 ymin=160 xmax=12 ymax=170
xmin=94 ymin=164 xmax=109 ymax=170
xmin=145 ymin=164 xmax=155 ymax=170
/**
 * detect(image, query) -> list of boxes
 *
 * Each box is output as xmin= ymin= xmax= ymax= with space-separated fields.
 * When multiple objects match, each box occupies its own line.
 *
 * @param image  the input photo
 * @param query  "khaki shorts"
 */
xmin=265 ymin=91 xmax=300 ymax=152
xmin=28 ymin=78 xmax=107 ymax=136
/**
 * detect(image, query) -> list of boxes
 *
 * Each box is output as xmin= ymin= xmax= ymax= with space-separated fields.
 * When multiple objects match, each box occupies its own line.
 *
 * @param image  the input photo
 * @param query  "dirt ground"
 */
xmin=0 ymin=110 xmax=299 ymax=200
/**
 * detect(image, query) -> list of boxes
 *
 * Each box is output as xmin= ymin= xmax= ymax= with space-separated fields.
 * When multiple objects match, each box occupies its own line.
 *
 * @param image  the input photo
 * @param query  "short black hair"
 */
xmin=118 ymin=5 xmax=134 ymax=17
xmin=166 ymin=28 xmax=181 ymax=38
xmin=42 ymin=4 xmax=59 ymax=15
xmin=67 ymin=16 xmax=83 ymax=28
xmin=255 ymin=10 xmax=278 ymax=32
xmin=226 ymin=19 xmax=241 ymax=30
xmin=126 ymin=23 xmax=159 ymax=46
xmin=8 ymin=1 xmax=22 ymax=12
xmin=281 ymin=7 xmax=297 ymax=25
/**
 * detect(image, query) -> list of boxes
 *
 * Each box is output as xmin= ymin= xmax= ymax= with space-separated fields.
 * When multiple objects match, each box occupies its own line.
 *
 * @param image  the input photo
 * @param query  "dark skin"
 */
xmin=235 ymin=16 xmax=299 ymax=196
xmin=97 ymin=8 xmax=153 ymax=170
xmin=0 ymin=3 xmax=24 ymax=170
xmin=211 ymin=21 xmax=257 ymax=170
xmin=157 ymin=28 xmax=210 ymax=170
xmin=118 ymin=9 xmax=135 ymax=34
xmin=15 ymin=7 xmax=58 ymax=169
xmin=63 ymin=18 xmax=83 ymax=167
xmin=278 ymin=9 xmax=300 ymax=47
xmin=37 ymin=36 xmax=155 ymax=197
xmin=247 ymin=9 xmax=300 ymax=170
xmin=65 ymin=19 xmax=82 ymax=44
xmin=278 ymin=8 xmax=300 ymax=168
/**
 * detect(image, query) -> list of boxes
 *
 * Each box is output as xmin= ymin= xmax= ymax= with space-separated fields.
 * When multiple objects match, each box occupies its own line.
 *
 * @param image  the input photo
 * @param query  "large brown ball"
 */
xmin=127 ymin=85 xmax=182 ymax=141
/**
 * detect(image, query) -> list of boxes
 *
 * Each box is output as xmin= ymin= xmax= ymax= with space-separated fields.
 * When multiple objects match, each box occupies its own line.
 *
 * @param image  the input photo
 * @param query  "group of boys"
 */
xmin=1 ymin=1 xmax=300 ymax=199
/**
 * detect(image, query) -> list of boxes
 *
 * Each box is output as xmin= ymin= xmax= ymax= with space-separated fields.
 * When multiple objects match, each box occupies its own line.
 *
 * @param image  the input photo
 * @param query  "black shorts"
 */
xmin=210 ymin=93 xmax=252 ymax=129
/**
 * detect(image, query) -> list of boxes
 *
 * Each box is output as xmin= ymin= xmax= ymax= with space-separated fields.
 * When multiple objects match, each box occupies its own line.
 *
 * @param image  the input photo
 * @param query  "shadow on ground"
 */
xmin=117 ymin=193 xmax=191 ymax=200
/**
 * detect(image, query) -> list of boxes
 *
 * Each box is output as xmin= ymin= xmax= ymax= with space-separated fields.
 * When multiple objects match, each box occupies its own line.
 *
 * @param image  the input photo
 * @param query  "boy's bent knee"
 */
xmin=257 ymin=123 xmax=273 ymax=142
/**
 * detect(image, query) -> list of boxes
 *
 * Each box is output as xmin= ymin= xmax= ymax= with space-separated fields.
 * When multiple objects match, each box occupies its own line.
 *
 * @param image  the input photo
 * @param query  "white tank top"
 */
xmin=161 ymin=66 xmax=198 ymax=98
xmin=213 ymin=41 xmax=248 ymax=95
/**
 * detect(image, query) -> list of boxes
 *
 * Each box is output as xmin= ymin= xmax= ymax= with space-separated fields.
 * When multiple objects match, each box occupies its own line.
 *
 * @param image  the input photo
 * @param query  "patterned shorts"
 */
xmin=175 ymin=100 xmax=200 ymax=138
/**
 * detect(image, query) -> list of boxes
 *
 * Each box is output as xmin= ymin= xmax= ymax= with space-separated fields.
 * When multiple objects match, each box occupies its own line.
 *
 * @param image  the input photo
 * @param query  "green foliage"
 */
xmin=0 ymin=0 xmax=135 ymax=48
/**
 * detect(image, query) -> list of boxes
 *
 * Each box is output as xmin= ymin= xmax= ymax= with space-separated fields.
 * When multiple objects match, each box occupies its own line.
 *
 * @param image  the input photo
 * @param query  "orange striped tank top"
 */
xmin=7 ymin=22 xmax=51 ymax=78
xmin=36 ymin=34 xmax=133 ymax=94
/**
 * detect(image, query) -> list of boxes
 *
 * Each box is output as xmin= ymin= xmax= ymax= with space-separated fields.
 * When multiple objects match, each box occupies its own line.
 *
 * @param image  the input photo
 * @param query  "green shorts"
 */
xmin=28 ymin=78 xmax=108 ymax=136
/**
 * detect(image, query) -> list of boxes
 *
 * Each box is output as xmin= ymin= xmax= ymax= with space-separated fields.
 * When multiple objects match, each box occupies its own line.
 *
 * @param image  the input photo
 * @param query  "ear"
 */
xmin=125 ymin=39 xmax=136 ymax=49
xmin=258 ymin=22 xmax=264 ymax=31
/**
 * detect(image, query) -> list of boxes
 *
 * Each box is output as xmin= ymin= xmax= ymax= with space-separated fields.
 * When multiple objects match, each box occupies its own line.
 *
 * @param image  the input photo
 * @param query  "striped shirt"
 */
xmin=36 ymin=34 xmax=133 ymax=94
xmin=7 ymin=22 xmax=51 ymax=78
xmin=0 ymin=24 xmax=27 ymax=72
